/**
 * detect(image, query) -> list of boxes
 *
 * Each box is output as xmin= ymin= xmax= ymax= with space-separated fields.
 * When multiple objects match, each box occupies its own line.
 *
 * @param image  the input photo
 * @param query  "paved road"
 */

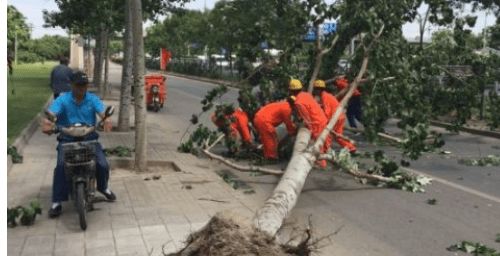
xmin=110 ymin=62 xmax=500 ymax=256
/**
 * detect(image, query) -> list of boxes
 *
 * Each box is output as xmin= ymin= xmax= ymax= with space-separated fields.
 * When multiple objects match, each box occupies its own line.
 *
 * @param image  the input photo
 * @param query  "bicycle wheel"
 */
xmin=76 ymin=183 xmax=87 ymax=230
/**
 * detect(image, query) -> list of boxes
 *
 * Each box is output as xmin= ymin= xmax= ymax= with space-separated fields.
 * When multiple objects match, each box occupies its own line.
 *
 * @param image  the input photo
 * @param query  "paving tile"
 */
xmin=85 ymin=229 xmax=114 ymax=240
xmin=7 ymin=236 xmax=25 ymax=256
xmin=85 ymin=237 xmax=115 ymax=249
xmin=111 ymin=213 xmax=138 ymax=230
xmin=115 ymin=235 xmax=148 ymax=256
xmin=143 ymin=233 xmax=174 ymax=256
xmin=86 ymin=246 xmax=117 ymax=256
xmin=21 ymin=235 xmax=55 ymax=256
xmin=113 ymin=227 xmax=141 ymax=238
xmin=139 ymin=225 xmax=168 ymax=236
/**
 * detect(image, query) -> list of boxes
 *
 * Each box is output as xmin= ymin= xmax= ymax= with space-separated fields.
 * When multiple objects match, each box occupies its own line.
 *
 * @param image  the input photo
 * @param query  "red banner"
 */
xmin=160 ymin=47 xmax=171 ymax=71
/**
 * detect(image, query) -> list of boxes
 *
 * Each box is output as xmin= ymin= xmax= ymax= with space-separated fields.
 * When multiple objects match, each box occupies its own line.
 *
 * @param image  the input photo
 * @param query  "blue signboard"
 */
xmin=190 ymin=43 xmax=200 ymax=48
xmin=260 ymin=41 xmax=269 ymax=49
xmin=304 ymin=26 xmax=318 ymax=42
xmin=221 ymin=47 xmax=227 ymax=56
xmin=303 ymin=23 xmax=337 ymax=42
xmin=323 ymin=23 xmax=337 ymax=36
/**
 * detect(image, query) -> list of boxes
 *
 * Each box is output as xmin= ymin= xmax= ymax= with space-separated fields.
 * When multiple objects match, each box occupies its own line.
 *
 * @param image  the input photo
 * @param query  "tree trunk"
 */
xmin=117 ymin=0 xmax=133 ymax=132
xmin=104 ymin=29 xmax=110 ymax=99
xmin=131 ymin=0 xmax=148 ymax=172
xmin=93 ymin=29 xmax=102 ymax=88
xmin=254 ymin=127 xmax=314 ymax=235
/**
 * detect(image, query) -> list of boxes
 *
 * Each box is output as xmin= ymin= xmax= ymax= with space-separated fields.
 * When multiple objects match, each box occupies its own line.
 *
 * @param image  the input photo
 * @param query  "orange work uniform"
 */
xmin=211 ymin=108 xmax=252 ymax=145
xmin=319 ymin=91 xmax=356 ymax=152
xmin=336 ymin=77 xmax=361 ymax=101
xmin=293 ymin=92 xmax=331 ymax=167
xmin=253 ymin=102 xmax=297 ymax=159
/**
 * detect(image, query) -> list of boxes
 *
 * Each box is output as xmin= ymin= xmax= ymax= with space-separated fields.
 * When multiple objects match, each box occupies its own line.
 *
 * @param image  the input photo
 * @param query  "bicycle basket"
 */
xmin=62 ymin=141 xmax=96 ymax=164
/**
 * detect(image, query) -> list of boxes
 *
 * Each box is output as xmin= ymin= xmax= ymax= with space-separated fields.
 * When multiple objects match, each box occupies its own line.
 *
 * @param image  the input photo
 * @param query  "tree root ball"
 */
xmin=165 ymin=210 xmax=311 ymax=256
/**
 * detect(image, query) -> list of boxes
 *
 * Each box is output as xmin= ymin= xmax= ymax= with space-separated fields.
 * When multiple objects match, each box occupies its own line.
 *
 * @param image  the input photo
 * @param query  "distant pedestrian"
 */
xmin=7 ymin=58 xmax=13 ymax=75
xmin=50 ymin=57 xmax=74 ymax=100
xmin=335 ymin=77 xmax=363 ymax=129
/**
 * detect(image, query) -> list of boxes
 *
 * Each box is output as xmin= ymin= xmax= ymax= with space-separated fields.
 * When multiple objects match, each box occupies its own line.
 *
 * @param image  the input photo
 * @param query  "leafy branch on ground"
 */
xmin=7 ymin=199 xmax=42 ymax=228
xmin=330 ymin=149 xmax=432 ymax=193
xmin=496 ymin=233 xmax=500 ymax=243
xmin=220 ymin=172 xmax=239 ymax=189
xmin=7 ymin=145 xmax=23 ymax=163
xmin=427 ymin=198 xmax=437 ymax=205
xmin=178 ymin=124 xmax=220 ymax=155
xmin=458 ymin=155 xmax=500 ymax=167
xmin=447 ymin=241 xmax=500 ymax=256
xmin=103 ymin=146 xmax=133 ymax=157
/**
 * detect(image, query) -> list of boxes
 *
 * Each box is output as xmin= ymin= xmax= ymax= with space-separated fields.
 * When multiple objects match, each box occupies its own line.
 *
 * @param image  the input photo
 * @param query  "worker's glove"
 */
xmin=103 ymin=119 xmax=113 ymax=132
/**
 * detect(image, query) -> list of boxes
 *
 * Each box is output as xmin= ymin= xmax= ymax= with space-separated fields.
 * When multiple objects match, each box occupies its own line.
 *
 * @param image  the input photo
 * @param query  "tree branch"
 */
xmin=312 ymin=25 xmax=385 ymax=154
xmin=317 ymin=154 xmax=392 ymax=183
xmin=307 ymin=34 xmax=340 ymax=93
xmin=202 ymin=148 xmax=285 ymax=176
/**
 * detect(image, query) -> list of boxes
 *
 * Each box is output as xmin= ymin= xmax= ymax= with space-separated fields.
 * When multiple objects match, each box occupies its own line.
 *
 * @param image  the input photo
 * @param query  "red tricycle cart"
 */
xmin=144 ymin=74 xmax=167 ymax=112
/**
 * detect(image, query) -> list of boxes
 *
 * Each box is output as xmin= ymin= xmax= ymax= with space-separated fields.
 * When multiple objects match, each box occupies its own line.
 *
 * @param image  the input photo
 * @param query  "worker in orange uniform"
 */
xmin=211 ymin=105 xmax=252 ymax=146
xmin=335 ymin=76 xmax=363 ymax=128
xmin=253 ymin=101 xmax=297 ymax=160
xmin=313 ymin=79 xmax=356 ymax=153
xmin=288 ymin=79 xmax=330 ymax=167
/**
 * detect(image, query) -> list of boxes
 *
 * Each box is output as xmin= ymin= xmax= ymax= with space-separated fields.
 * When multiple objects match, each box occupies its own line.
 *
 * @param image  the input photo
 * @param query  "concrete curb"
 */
xmin=147 ymin=69 xmax=244 ymax=89
xmin=107 ymin=157 xmax=182 ymax=172
xmin=7 ymin=155 xmax=13 ymax=172
xmin=429 ymin=120 xmax=500 ymax=139
xmin=8 ymin=95 xmax=53 ymax=173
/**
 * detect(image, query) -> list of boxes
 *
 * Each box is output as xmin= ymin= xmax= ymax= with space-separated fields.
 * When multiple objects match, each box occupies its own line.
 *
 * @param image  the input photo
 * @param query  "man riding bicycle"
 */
xmin=42 ymin=71 xmax=116 ymax=218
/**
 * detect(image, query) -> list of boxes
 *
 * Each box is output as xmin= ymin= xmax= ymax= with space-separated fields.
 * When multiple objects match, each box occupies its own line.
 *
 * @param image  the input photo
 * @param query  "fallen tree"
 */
xmin=171 ymin=0 xmax=497 ymax=254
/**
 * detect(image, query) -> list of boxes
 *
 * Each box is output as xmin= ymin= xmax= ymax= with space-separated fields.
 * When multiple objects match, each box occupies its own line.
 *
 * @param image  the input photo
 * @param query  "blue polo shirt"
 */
xmin=49 ymin=92 xmax=105 ymax=127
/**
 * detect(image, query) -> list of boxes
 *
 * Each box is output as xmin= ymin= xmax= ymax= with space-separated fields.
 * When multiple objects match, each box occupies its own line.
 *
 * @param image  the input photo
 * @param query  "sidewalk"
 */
xmin=7 ymin=82 xmax=263 ymax=256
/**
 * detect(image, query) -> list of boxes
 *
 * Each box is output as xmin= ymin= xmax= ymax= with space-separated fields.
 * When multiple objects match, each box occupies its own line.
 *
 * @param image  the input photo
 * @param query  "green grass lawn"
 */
xmin=7 ymin=61 xmax=57 ymax=145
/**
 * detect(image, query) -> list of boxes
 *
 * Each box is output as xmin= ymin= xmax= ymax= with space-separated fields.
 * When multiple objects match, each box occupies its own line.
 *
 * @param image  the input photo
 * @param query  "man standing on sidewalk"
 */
xmin=50 ymin=57 xmax=74 ymax=100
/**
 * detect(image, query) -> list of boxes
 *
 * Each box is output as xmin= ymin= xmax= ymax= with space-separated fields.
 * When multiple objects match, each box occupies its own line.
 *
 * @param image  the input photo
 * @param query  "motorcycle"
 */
xmin=145 ymin=74 xmax=166 ymax=112
xmin=45 ymin=106 xmax=114 ymax=230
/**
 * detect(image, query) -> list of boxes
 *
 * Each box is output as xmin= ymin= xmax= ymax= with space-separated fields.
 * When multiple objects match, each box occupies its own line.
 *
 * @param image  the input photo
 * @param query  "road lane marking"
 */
xmin=169 ymin=87 xmax=204 ymax=100
xmin=402 ymin=167 xmax=500 ymax=204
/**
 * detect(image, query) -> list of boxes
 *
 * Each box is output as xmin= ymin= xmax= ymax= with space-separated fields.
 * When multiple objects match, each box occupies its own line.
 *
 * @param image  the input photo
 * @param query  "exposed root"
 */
xmin=165 ymin=210 xmax=332 ymax=256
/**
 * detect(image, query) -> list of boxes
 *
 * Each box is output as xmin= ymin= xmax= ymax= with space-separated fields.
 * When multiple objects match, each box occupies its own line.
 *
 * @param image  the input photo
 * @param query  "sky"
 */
xmin=6 ymin=0 xmax=498 ymax=40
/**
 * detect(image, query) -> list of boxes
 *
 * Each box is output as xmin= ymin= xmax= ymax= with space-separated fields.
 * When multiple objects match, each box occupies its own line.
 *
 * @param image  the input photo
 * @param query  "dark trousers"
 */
xmin=52 ymin=136 xmax=109 ymax=202
xmin=347 ymin=96 xmax=363 ymax=128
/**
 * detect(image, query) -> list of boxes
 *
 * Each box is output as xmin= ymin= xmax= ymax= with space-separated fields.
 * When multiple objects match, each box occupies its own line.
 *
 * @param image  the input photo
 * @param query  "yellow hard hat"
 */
xmin=289 ymin=79 xmax=303 ymax=90
xmin=314 ymin=80 xmax=326 ymax=88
